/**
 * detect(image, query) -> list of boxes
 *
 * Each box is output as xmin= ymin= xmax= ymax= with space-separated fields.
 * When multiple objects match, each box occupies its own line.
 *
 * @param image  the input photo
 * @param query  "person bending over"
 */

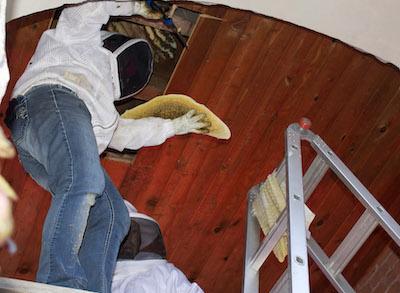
xmin=5 ymin=1 xmax=208 ymax=292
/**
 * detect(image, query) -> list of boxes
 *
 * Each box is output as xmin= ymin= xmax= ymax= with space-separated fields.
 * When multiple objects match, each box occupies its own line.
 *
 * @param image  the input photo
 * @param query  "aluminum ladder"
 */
xmin=242 ymin=118 xmax=400 ymax=293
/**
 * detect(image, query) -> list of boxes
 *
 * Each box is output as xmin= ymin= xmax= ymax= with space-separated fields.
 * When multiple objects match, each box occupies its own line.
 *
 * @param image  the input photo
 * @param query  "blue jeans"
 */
xmin=6 ymin=84 xmax=130 ymax=292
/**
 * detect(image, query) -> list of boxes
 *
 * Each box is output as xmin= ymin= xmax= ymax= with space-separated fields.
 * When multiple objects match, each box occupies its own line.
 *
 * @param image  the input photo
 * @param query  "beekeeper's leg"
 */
xmin=6 ymin=84 xmax=126 ymax=291
xmin=78 ymin=168 xmax=130 ymax=293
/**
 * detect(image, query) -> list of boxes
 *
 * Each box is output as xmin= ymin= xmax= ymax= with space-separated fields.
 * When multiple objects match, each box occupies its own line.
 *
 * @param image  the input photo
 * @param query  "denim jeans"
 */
xmin=6 ymin=84 xmax=130 ymax=293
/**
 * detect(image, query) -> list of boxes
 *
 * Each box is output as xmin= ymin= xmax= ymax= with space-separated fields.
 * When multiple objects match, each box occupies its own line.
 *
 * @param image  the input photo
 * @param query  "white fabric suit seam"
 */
xmin=101 ymin=188 xmax=115 ymax=293
xmin=45 ymin=87 xmax=75 ymax=283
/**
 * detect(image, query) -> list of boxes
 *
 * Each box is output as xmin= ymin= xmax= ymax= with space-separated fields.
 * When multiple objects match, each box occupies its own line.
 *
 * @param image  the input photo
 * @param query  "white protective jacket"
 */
xmin=11 ymin=1 xmax=175 ymax=154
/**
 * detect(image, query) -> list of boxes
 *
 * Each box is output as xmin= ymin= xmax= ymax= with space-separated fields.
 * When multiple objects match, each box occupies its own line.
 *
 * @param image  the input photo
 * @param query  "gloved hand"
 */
xmin=136 ymin=1 xmax=164 ymax=20
xmin=172 ymin=109 xmax=211 ymax=135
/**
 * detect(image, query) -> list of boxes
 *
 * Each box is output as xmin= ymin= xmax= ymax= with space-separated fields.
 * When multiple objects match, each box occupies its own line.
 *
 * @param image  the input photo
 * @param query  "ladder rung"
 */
xmin=311 ymin=135 xmax=400 ymax=246
xmin=307 ymin=237 xmax=355 ymax=293
xmin=270 ymin=268 xmax=290 ymax=293
xmin=250 ymin=209 xmax=288 ymax=271
xmin=303 ymin=154 xmax=329 ymax=199
xmin=328 ymin=211 xmax=378 ymax=275
xmin=270 ymin=213 xmax=377 ymax=292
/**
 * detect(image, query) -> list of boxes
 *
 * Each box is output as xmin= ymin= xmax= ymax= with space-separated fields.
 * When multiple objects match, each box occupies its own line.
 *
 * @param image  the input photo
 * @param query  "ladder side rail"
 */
xmin=328 ymin=211 xmax=378 ymax=275
xmin=277 ymin=154 xmax=329 ymax=201
xmin=309 ymin=135 xmax=400 ymax=246
xmin=270 ymin=155 xmax=329 ymax=293
xmin=285 ymin=126 xmax=310 ymax=293
xmin=307 ymin=237 xmax=356 ymax=293
xmin=242 ymin=186 xmax=261 ymax=293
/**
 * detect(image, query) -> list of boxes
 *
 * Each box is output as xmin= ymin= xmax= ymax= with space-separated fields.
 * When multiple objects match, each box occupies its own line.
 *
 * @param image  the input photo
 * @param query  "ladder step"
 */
xmin=311 ymin=135 xmax=400 ymax=246
xmin=328 ymin=211 xmax=378 ymax=275
xmin=307 ymin=237 xmax=355 ymax=293
xmin=250 ymin=209 xmax=287 ymax=271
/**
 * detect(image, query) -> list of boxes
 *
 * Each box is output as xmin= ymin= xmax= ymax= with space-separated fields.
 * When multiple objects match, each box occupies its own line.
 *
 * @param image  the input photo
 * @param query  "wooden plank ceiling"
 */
xmin=1 ymin=2 xmax=399 ymax=292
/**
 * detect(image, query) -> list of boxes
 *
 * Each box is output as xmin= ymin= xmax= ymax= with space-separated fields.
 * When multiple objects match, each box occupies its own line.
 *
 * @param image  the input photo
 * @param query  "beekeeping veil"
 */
xmin=118 ymin=200 xmax=166 ymax=261
xmin=101 ymin=31 xmax=153 ymax=100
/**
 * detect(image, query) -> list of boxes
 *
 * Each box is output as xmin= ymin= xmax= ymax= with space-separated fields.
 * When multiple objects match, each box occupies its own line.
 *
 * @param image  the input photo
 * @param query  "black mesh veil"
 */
xmin=101 ymin=31 xmax=153 ymax=100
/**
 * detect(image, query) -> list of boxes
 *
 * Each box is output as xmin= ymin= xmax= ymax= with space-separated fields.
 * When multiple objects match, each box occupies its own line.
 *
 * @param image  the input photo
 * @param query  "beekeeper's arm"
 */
xmin=108 ymin=110 xmax=210 ymax=151
xmin=54 ymin=1 xmax=162 ymax=43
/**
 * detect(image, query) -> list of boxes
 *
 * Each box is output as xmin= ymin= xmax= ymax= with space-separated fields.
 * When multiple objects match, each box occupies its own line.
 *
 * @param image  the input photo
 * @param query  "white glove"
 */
xmin=136 ymin=1 xmax=164 ymax=19
xmin=172 ymin=109 xmax=211 ymax=135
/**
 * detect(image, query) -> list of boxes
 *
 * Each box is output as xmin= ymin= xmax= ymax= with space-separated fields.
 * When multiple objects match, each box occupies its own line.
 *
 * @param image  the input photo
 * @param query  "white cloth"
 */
xmin=108 ymin=116 xmax=174 ymax=152
xmin=112 ymin=260 xmax=204 ymax=293
xmin=0 ymin=0 xmax=14 ymax=158
xmin=0 ymin=0 xmax=9 ymax=101
xmin=11 ymin=1 xmax=175 ymax=154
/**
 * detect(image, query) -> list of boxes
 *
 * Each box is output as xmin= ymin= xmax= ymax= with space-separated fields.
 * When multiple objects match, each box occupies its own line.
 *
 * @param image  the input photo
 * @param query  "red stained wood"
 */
xmin=344 ymin=164 xmax=400 ymax=285
xmin=0 ymin=177 xmax=47 ymax=277
xmin=13 ymin=194 xmax=50 ymax=281
xmin=100 ymin=158 xmax=131 ymax=190
xmin=120 ymin=9 xmax=227 ymax=210
xmin=166 ymin=22 xmax=313 ymax=281
xmin=1 ymin=3 xmax=399 ymax=293
xmin=0 ymin=10 xmax=54 ymax=119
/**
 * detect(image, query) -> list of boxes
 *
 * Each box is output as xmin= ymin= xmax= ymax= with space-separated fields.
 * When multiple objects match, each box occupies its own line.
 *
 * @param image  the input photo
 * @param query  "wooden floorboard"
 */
xmin=0 ymin=178 xmax=47 ymax=278
xmin=1 ymin=3 xmax=399 ymax=293
xmin=13 ymin=193 xmax=50 ymax=281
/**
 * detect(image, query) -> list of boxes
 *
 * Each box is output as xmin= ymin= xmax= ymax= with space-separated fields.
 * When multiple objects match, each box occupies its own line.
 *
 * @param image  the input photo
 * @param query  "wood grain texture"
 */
xmin=0 ymin=10 xmax=54 ymax=280
xmin=0 ymin=3 xmax=399 ymax=293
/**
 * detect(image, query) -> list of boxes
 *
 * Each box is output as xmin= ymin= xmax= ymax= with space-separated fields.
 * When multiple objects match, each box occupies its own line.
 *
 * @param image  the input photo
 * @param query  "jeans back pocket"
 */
xmin=7 ymin=97 xmax=29 ymax=146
